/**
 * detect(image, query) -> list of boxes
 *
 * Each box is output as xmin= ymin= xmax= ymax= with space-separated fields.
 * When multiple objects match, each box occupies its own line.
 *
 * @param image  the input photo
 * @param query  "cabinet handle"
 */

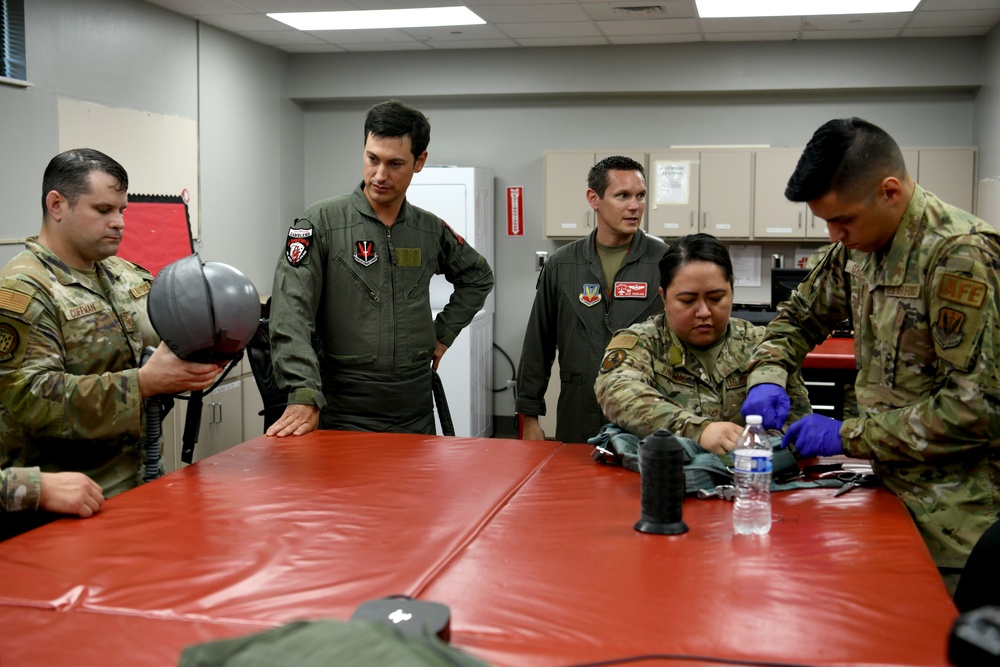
xmin=702 ymin=211 xmax=708 ymax=229
xmin=690 ymin=210 xmax=695 ymax=228
xmin=798 ymin=212 xmax=802 ymax=229
xmin=217 ymin=403 xmax=223 ymax=423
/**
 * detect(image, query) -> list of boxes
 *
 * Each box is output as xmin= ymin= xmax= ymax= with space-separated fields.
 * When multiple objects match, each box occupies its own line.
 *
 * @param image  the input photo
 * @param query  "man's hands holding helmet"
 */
xmin=137 ymin=342 xmax=225 ymax=398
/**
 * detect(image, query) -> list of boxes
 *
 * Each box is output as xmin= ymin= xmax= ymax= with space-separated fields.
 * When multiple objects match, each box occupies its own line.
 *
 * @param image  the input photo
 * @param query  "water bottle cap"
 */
xmin=746 ymin=415 xmax=763 ymax=425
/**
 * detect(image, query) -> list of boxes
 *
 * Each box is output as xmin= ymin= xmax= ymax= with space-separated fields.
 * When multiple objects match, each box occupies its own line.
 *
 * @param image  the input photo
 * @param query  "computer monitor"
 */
xmin=770 ymin=267 xmax=811 ymax=310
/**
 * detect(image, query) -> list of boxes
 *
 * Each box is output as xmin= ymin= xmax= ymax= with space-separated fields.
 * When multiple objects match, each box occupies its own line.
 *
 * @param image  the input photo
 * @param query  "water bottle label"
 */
xmin=733 ymin=451 xmax=773 ymax=473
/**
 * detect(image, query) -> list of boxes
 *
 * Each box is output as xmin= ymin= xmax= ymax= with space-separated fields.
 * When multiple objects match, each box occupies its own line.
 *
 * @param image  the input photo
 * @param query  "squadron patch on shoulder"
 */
xmin=580 ymin=284 xmax=602 ymax=307
xmin=286 ymin=228 xmax=313 ymax=267
xmin=938 ymin=273 xmax=988 ymax=309
xmin=600 ymin=349 xmax=627 ymax=373
xmin=607 ymin=333 xmax=639 ymax=350
xmin=932 ymin=307 xmax=965 ymax=349
xmin=443 ymin=222 xmax=465 ymax=245
xmin=354 ymin=240 xmax=378 ymax=267
xmin=0 ymin=323 xmax=20 ymax=363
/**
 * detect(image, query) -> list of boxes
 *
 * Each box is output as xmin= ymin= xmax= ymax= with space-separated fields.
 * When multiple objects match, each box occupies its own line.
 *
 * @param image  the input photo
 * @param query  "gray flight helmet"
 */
xmin=147 ymin=254 xmax=261 ymax=363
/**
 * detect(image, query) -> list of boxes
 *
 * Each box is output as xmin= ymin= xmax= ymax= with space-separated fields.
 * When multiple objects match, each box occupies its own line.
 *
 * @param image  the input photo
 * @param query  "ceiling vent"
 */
xmin=612 ymin=5 xmax=666 ymax=17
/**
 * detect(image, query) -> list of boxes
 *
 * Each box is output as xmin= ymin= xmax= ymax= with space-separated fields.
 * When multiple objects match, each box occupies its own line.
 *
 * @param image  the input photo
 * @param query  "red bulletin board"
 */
xmin=118 ymin=194 xmax=195 ymax=276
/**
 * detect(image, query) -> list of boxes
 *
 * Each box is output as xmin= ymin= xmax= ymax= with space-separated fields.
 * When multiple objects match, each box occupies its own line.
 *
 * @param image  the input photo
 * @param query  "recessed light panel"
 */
xmin=695 ymin=0 xmax=920 ymax=18
xmin=268 ymin=7 xmax=486 ymax=31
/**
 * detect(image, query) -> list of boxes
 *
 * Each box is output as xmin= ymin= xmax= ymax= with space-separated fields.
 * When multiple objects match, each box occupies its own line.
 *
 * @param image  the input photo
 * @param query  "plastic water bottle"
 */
xmin=732 ymin=415 xmax=773 ymax=536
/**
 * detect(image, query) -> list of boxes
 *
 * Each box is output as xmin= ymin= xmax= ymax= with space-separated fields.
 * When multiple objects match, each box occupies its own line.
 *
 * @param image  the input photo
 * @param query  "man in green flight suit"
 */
xmin=517 ymin=156 xmax=666 ymax=444
xmin=268 ymin=100 xmax=494 ymax=436
xmin=0 ymin=149 xmax=225 ymax=538
xmin=741 ymin=118 xmax=1000 ymax=592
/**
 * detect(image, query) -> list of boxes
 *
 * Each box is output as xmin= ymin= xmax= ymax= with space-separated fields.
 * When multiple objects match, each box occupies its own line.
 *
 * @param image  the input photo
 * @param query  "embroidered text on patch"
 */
xmin=938 ymin=273 xmax=988 ymax=309
xmin=614 ymin=282 xmax=648 ymax=298
xmin=286 ymin=227 xmax=313 ymax=267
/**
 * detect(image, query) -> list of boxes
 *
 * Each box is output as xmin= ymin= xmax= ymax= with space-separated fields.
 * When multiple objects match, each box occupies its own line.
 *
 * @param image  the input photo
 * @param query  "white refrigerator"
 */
xmin=407 ymin=166 xmax=494 ymax=438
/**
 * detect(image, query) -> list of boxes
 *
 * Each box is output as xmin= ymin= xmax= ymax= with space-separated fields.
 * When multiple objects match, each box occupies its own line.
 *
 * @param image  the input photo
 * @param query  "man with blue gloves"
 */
xmin=741 ymin=118 xmax=1000 ymax=593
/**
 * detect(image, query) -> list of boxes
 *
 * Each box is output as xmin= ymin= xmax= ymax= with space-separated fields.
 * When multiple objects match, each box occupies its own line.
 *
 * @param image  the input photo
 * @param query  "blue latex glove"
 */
xmin=741 ymin=383 xmax=791 ymax=430
xmin=782 ymin=414 xmax=844 ymax=457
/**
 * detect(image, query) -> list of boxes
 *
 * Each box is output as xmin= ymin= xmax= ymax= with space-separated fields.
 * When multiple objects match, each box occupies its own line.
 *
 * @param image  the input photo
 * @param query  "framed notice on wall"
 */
xmin=57 ymin=98 xmax=200 ymax=239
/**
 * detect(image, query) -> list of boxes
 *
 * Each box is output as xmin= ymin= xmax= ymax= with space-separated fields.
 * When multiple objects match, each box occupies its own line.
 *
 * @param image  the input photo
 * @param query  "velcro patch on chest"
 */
xmin=884 ymin=284 xmax=920 ymax=299
xmin=607 ymin=333 xmax=639 ymax=350
xmin=396 ymin=248 xmax=422 ymax=267
xmin=725 ymin=374 xmax=748 ymax=390
xmin=65 ymin=301 xmax=102 ymax=321
xmin=0 ymin=288 xmax=30 ymax=314
xmin=937 ymin=273 xmax=988 ymax=309
xmin=670 ymin=371 xmax=695 ymax=387
xmin=130 ymin=282 xmax=151 ymax=299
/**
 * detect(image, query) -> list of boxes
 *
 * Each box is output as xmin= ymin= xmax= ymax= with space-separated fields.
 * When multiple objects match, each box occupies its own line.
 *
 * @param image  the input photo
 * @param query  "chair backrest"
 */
xmin=953 ymin=519 xmax=1000 ymax=613
xmin=245 ymin=317 xmax=288 ymax=434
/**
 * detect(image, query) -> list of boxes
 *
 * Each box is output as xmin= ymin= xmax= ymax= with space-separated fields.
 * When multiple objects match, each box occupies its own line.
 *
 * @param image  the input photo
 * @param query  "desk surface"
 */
xmin=0 ymin=432 xmax=956 ymax=666
xmin=803 ymin=336 xmax=857 ymax=370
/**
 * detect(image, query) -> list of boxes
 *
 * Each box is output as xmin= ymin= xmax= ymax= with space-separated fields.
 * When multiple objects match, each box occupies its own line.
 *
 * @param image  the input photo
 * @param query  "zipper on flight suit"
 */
xmin=383 ymin=224 xmax=397 ymax=370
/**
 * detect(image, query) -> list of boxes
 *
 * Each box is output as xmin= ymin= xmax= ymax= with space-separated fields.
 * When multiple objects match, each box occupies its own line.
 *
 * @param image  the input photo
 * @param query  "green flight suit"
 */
xmin=516 ymin=229 xmax=666 ymax=444
xmin=747 ymin=185 xmax=1000 ymax=569
xmin=595 ymin=314 xmax=812 ymax=441
xmin=270 ymin=183 xmax=494 ymax=433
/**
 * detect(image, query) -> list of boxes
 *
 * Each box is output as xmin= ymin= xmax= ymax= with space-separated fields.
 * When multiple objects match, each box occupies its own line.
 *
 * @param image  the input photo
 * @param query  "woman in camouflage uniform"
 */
xmin=595 ymin=234 xmax=811 ymax=454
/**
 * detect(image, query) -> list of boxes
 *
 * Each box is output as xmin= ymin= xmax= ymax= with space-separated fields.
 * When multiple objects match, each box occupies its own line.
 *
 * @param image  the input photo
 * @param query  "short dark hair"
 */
xmin=41 ymin=148 xmax=128 ymax=215
xmin=785 ymin=117 xmax=907 ymax=203
xmin=363 ymin=99 xmax=431 ymax=160
xmin=658 ymin=233 xmax=734 ymax=293
xmin=588 ymin=155 xmax=645 ymax=198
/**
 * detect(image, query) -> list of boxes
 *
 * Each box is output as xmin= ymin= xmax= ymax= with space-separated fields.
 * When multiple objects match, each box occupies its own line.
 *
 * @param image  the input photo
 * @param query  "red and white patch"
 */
xmin=286 ymin=227 xmax=313 ymax=267
xmin=614 ymin=282 xmax=648 ymax=298
xmin=443 ymin=222 xmax=465 ymax=245
xmin=354 ymin=240 xmax=378 ymax=267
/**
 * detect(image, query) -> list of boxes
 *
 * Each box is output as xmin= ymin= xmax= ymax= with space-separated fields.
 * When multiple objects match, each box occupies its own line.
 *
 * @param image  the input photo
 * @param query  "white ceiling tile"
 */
xmin=699 ymin=17 xmax=800 ymax=32
xmin=903 ymin=26 xmax=996 ymax=37
xmin=907 ymin=9 xmax=1000 ymax=29
xmin=705 ymin=31 xmax=800 ymax=41
xmin=513 ymin=36 xmax=610 ymax=47
xmin=801 ymin=29 xmax=903 ymax=40
xmin=802 ymin=13 xmax=909 ymax=30
xmin=472 ymin=3 xmax=591 ymax=23
xmin=597 ymin=18 xmax=699 ymax=36
xmin=497 ymin=21 xmax=602 ymax=38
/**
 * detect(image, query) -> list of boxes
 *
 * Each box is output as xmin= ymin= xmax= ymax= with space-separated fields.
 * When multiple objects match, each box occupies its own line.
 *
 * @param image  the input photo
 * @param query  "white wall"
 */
xmin=0 ymin=0 xmax=299 ymax=297
xmin=291 ymin=38 xmax=985 ymax=421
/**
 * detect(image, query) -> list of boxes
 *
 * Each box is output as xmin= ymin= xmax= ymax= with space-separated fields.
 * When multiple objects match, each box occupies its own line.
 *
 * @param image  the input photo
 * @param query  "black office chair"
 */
xmin=245 ymin=299 xmax=289 ymax=434
xmin=953 ymin=520 xmax=1000 ymax=613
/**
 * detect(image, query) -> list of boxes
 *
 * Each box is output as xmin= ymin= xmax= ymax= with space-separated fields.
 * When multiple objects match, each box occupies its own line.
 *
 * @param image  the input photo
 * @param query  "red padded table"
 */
xmin=423 ymin=444 xmax=958 ymax=667
xmin=0 ymin=432 xmax=956 ymax=666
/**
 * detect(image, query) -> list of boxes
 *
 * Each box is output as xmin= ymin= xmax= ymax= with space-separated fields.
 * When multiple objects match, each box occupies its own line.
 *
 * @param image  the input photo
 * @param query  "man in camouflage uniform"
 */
xmin=517 ymin=156 xmax=666 ymax=444
xmin=741 ymin=118 xmax=1000 ymax=587
xmin=0 ymin=149 xmax=223 ymax=538
xmin=595 ymin=312 xmax=812 ymax=449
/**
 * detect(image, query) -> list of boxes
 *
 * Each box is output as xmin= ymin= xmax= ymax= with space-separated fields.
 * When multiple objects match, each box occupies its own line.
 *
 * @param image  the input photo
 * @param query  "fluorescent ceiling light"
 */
xmin=268 ymin=7 xmax=486 ymax=31
xmin=695 ymin=0 xmax=920 ymax=18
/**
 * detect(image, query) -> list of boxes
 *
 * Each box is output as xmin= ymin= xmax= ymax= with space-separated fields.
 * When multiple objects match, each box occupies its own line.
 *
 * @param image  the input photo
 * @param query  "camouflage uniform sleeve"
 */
xmin=785 ymin=368 xmax=813 ymax=425
xmin=434 ymin=223 xmax=494 ymax=347
xmin=748 ymin=245 xmax=852 ymax=390
xmin=594 ymin=327 xmax=711 ymax=441
xmin=0 ymin=467 xmax=40 ymax=512
xmin=841 ymin=241 xmax=1000 ymax=461
xmin=0 ymin=282 xmax=144 ymax=441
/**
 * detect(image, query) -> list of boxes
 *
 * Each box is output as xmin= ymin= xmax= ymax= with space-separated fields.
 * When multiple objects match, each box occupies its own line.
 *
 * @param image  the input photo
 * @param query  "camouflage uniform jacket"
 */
xmin=595 ymin=314 xmax=812 ymax=442
xmin=270 ymin=183 xmax=494 ymax=409
xmin=747 ymin=185 xmax=1000 ymax=569
xmin=0 ymin=467 xmax=40 ymax=511
xmin=0 ymin=239 xmax=156 ymax=498
xmin=516 ymin=229 xmax=666 ymax=444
